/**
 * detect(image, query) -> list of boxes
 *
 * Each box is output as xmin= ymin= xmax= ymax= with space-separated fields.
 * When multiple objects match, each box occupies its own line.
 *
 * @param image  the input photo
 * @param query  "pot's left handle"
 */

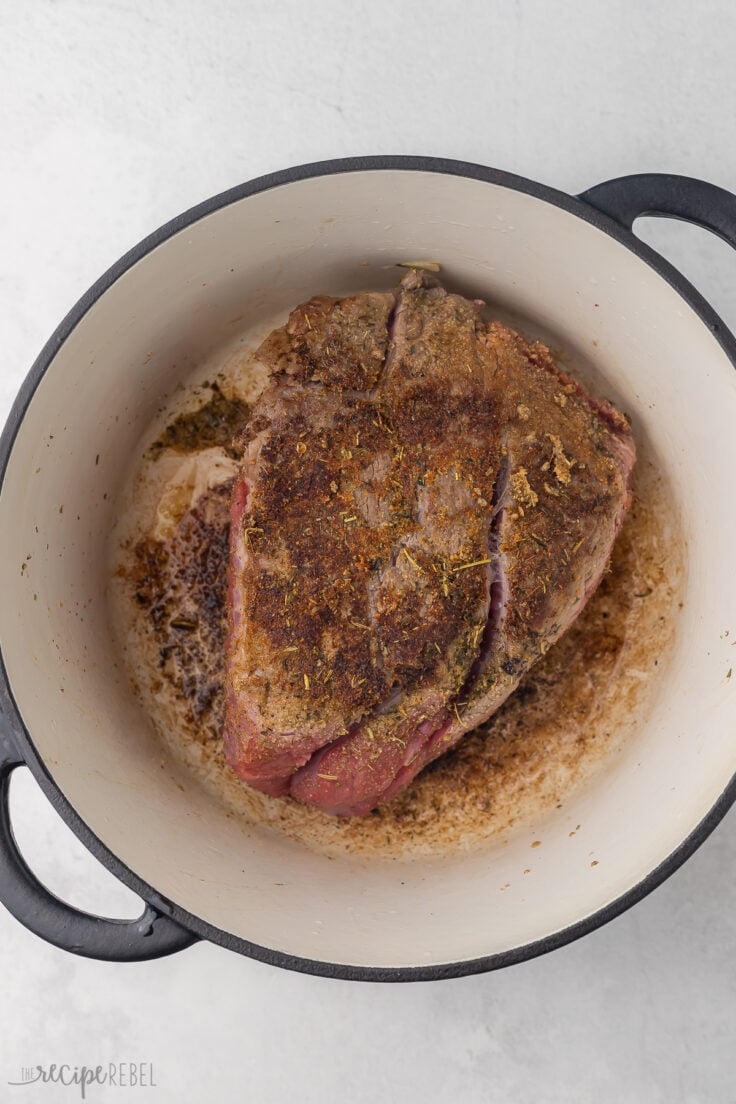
xmin=0 ymin=732 xmax=199 ymax=961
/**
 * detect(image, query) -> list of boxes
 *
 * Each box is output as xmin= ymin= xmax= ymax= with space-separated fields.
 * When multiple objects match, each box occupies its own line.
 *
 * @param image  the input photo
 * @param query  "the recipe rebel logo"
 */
xmin=8 ymin=1062 xmax=156 ymax=1098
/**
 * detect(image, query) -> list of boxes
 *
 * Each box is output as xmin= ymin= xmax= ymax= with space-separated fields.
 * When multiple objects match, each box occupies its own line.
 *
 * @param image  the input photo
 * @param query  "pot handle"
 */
xmin=578 ymin=173 xmax=736 ymax=247
xmin=0 ymin=731 xmax=198 ymax=962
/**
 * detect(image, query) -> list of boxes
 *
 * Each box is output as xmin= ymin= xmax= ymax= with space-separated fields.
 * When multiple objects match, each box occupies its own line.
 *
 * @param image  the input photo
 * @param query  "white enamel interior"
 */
xmin=1 ymin=169 xmax=735 ymax=970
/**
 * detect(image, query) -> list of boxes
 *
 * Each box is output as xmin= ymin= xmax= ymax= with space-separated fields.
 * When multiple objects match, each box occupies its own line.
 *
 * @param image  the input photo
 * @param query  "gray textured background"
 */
xmin=1 ymin=2 xmax=735 ymax=1101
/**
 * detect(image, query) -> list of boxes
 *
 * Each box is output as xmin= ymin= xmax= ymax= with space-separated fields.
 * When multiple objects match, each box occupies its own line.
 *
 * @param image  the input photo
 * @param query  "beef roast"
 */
xmin=224 ymin=271 xmax=635 ymax=814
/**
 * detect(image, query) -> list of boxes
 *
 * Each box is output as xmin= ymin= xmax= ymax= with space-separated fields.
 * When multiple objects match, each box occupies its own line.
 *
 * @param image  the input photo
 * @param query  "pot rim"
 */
xmin=1 ymin=155 xmax=734 ymax=982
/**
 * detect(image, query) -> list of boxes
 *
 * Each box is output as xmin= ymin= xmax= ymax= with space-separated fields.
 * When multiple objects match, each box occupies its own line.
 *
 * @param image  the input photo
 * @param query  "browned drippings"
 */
xmin=121 ymin=480 xmax=233 ymax=740
xmin=149 ymin=382 xmax=249 ymax=460
xmin=110 ymin=352 xmax=682 ymax=860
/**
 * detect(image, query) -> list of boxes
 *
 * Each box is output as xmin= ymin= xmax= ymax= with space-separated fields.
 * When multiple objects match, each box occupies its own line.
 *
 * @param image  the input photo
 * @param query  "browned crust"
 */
xmin=254 ymin=291 xmax=393 ymax=393
xmin=231 ymin=282 xmax=504 ymax=740
xmin=226 ymin=273 xmax=635 ymax=808
xmin=484 ymin=322 xmax=632 ymax=644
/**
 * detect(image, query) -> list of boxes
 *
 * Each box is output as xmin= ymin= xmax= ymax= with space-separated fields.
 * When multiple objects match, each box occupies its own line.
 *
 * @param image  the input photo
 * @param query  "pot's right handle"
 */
xmin=0 ymin=728 xmax=198 ymax=962
xmin=579 ymin=173 xmax=736 ymax=247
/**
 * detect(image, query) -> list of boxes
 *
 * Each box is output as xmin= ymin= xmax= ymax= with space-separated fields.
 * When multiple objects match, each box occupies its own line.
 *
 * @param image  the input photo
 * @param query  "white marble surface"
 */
xmin=1 ymin=2 xmax=736 ymax=1101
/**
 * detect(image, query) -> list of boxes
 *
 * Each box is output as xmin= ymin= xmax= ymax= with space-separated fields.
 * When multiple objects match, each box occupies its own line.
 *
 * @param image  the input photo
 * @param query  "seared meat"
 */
xmin=224 ymin=272 xmax=635 ymax=814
